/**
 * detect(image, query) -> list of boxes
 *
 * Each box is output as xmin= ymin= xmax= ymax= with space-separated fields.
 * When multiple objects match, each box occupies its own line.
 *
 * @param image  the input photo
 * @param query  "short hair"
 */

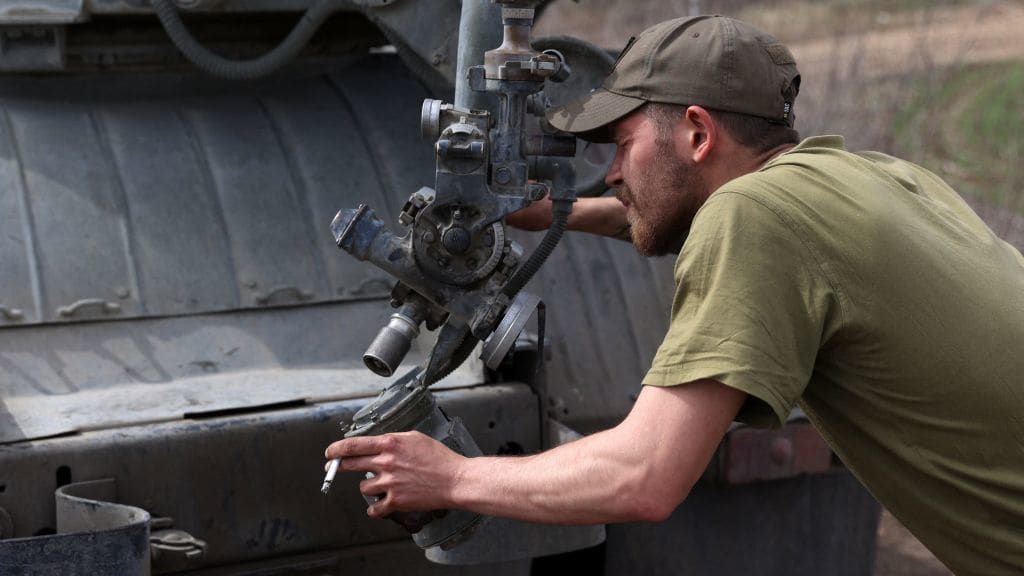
xmin=644 ymin=102 xmax=800 ymax=154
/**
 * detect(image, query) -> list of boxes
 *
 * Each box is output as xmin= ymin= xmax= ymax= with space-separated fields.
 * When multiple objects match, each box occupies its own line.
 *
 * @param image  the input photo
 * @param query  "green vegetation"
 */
xmin=893 ymin=61 xmax=1024 ymax=214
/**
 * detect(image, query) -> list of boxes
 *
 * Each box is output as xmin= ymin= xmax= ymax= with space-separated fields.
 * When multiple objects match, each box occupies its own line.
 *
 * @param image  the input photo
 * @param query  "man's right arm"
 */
xmin=506 ymin=196 xmax=631 ymax=241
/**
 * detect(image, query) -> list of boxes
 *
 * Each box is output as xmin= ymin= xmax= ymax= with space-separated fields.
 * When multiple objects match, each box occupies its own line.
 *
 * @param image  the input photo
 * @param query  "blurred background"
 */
xmin=536 ymin=1 xmax=1024 ymax=575
xmin=536 ymin=0 xmax=1024 ymax=254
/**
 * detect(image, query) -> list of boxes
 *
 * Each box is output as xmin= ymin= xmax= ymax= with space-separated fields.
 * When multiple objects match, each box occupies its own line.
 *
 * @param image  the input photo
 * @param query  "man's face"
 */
xmin=606 ymin=110 xmax=709 ymax=257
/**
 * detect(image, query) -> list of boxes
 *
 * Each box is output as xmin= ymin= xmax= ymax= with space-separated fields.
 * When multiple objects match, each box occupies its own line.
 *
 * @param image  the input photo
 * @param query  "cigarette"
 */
xmin=321 ymin=458 xmax=341 ymax=494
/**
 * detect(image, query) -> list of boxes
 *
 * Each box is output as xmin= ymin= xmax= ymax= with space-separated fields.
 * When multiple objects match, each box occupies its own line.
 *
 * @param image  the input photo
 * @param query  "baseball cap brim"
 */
xmin=546 ymin=88 xmax=646 ymax=143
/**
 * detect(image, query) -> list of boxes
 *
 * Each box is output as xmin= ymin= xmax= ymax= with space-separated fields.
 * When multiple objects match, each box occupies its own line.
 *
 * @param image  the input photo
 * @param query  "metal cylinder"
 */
xmin=363 ymin=311 xmax=421 ymax=377
xmin=454 ymin=0 xmax=502 ymax=112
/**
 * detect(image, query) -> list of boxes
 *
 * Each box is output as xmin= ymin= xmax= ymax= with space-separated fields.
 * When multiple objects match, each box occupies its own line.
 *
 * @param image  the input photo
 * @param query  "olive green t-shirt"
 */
xmin=642 ymin=136 xmax=1024 ymax=574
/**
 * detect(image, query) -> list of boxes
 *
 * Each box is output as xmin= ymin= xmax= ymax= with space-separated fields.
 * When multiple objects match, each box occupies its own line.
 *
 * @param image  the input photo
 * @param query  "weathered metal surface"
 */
xmin=0 ymin=383 xmax=540 ymax=571
xmin=0 ymin=1 xmax=84 ymax=24
xmin=426 ymin=518 xmax=605 ymax=566
xmin=0 ymin=299 xmax=484 ymax=444
xmin=0 ymin=478 xmax=150 ymax=576
xmin=0 ymin=26 xmax=67 ymax=71
xmin=165 ymin=540 xmax=531 ymax=576
xmin=605 ymin=471 xmax=881 ymax=576
xmin=0 ymin=56 xmax=432 ymax=326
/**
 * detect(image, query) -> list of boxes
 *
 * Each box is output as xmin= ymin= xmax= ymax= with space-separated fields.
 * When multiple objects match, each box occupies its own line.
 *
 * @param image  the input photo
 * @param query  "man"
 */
xmin=327 ymin=15 xmax=1024 ymax=573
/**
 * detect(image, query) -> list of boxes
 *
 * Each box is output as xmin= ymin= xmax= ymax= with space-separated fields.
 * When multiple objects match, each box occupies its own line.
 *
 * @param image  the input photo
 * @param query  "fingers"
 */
xmin=367 ymin=494 xmax=393 ymax=519
xmin=325 ymin=434 xmax=393 ymax=460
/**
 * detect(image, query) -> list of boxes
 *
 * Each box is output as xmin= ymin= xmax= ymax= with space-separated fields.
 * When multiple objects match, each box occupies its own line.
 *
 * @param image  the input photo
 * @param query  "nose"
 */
xmin=604 ymin=146 xmax=623 ymax=189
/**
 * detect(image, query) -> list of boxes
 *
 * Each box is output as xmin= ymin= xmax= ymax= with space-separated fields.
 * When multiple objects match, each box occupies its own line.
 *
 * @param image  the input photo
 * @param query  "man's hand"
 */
xmin=325 ymin=431 xmax=465 ymax=519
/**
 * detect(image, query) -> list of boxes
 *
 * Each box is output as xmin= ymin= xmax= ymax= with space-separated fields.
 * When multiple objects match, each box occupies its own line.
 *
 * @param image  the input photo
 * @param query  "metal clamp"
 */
xmin=56 ymin=299 xmax=121 ymax=318
xmin=150 ymin=516 xmax=208 ymax=572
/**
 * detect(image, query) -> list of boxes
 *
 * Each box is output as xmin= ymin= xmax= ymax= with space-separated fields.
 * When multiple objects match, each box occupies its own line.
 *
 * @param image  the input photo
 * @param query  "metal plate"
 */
xmin=0 ymin=56 xmax=432 ymax=325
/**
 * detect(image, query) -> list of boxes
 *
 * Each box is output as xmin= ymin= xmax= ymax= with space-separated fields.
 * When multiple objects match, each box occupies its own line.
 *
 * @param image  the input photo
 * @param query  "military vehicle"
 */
xmin=0 ymin=1 xmax=880 ymax=574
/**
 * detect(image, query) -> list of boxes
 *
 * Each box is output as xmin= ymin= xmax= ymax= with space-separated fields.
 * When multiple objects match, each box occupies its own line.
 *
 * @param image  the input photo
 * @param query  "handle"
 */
xmin=57 ymin=299 xmax=121 ymax=318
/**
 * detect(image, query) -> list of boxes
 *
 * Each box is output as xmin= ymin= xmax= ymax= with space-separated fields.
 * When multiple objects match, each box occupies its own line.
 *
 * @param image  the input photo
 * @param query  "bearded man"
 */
xmin=327 ymin=15 xmax=1024 ymax=574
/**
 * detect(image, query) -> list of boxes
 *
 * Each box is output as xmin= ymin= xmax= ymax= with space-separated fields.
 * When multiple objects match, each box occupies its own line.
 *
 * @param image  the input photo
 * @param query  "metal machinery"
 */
xmin=0 ymin=1 xmax=880 ymax=575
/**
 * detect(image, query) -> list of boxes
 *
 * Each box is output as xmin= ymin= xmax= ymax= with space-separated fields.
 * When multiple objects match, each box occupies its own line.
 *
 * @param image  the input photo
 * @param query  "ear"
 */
xmin=675 ymin=106 xmax=716 ymax=164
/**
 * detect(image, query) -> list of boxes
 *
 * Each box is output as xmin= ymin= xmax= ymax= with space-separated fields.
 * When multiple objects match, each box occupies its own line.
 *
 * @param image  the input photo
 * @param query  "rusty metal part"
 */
xmin=713 ymin=422 xmax=835 ymax=485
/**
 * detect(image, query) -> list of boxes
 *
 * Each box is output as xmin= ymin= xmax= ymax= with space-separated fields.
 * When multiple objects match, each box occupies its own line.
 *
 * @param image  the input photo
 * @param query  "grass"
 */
xmin=892 ymin=61 xmax=1024 ymax=214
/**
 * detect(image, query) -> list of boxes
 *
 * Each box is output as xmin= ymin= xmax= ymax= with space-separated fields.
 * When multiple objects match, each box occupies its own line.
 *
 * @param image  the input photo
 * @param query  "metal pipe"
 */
xmin=454 ymin=0 xmax=501 ymax=111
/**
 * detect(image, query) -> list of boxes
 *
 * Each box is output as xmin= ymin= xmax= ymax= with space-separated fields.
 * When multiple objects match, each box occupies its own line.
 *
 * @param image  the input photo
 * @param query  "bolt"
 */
xmin=467 ymin=258 xmax=478 ymax=269
xmin=244 ymin=280 xmax=258 ymax=289
xmin=436 ymin=257 xmax=450 ymax=268
xmin=453 ymin=209 xmax=464 ymax=221
xmin=530 ymin=184 xmax=547 ymax=201
xmin=115 ymin=287 xmax=130 ymax=299
xmin=431 ymin=53 xmax=443 ymax=66
xmin=769 ymin=437 xmax=794 ymax=467
xmin=422 ymin=230 xmax=436 ymax=243
xmin=495 ymin=167 xmax=512 ymax=185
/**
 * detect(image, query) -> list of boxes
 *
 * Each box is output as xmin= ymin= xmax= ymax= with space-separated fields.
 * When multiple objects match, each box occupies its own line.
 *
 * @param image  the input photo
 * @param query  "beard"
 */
xmin=617 ymin=144 xmax=708 ymax=257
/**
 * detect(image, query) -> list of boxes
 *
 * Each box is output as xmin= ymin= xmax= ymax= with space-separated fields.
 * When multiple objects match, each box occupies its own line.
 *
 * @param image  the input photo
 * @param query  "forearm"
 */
xmin=451 ymin=427 xmax=660 ymax=524
xmin=568 ymin=196 xmax=631 ymax=241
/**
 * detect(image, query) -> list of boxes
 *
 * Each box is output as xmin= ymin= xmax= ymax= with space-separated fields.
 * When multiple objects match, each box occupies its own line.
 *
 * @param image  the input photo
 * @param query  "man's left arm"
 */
xmin=325 ymin=379 xmax=745 ymax=524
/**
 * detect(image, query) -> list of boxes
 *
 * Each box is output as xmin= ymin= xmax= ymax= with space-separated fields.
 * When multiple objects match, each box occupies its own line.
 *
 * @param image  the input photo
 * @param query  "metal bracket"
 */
xmin=0 ymin=26 xmax=66 ymax=72
xmin=0 ymin=1 xmax=84 ymax=25
xmin=150 ymin=516 xmax=208 ymax=573
xmin=480 ymin=291 xmax=540 ymax=369
xmin=0 ymin=478 xmax=157 ymax=575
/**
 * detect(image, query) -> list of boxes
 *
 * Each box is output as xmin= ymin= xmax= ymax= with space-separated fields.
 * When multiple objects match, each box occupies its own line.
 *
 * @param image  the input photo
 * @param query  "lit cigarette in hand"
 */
xmin=321 ymin=458 xmax=341 ymax=494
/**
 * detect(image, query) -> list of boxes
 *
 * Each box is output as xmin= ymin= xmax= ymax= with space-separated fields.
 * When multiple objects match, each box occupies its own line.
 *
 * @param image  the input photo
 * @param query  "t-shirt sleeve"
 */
xmin=641 ymin=190 xmax=835 ymax=428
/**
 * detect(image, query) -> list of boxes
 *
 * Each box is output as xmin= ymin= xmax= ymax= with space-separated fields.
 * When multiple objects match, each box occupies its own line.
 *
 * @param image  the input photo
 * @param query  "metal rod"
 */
xmin=454 ymin=0 xmax=501 ymax=111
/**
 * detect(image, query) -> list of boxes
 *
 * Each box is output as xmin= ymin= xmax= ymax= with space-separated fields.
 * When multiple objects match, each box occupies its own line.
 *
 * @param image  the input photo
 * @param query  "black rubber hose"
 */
xmin=152 ymin=0 xmax=348 ymax=80
xmin=501 ymin=196 xmax=572 ymax=300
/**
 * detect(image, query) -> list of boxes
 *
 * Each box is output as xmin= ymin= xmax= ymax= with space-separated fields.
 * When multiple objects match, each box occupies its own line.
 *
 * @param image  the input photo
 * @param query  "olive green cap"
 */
xmin=548 ymin=15 xmax=801 ymax=142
